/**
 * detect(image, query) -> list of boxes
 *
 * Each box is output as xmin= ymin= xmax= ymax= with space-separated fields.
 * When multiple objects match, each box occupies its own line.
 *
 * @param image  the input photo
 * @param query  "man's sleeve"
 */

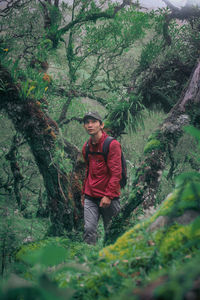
xmin=104 ymin=140 xmax=122 ymax=199
xmin=81 ymin=142 xmax=88 ymax=195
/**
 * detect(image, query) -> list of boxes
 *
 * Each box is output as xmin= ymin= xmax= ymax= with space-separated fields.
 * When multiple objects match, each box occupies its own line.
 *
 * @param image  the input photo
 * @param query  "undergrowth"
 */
xmin=1 ymin=126 xmax=199 ymax=299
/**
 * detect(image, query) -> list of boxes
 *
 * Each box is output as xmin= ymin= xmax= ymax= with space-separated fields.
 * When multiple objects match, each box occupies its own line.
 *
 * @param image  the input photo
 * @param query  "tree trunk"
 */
xmin=0 ymin=64 xmax=84 ymax=235
xmin=105 ymin=59 xmax=200 ymax=245
xmin=5 ymin=135 xmax=24 ymax=208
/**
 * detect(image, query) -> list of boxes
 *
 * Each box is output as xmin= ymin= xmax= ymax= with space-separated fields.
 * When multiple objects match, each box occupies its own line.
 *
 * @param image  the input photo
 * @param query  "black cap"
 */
xmin=83 ymin=111 xmax=102 ymax=123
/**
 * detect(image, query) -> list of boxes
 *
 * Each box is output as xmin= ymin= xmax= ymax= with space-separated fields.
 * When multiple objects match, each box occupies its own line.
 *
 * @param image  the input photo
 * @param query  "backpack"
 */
xmin=85 ymin=136 xmax=127 ymax=188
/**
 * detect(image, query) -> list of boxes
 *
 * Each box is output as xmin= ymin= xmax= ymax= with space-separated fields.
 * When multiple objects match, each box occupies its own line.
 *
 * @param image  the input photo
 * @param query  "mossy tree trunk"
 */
xmin=0 ymin=64 xmax=84 ymax=235
xmin=5 ymin=134 xmax=24 ymax=209
xmin=105 ymin=59 xmax=200 ymax=245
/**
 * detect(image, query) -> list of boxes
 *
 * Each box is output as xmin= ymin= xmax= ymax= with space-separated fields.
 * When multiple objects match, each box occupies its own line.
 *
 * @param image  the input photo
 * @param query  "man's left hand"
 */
xmin=100 ymin=196 xmax=111 ymax=208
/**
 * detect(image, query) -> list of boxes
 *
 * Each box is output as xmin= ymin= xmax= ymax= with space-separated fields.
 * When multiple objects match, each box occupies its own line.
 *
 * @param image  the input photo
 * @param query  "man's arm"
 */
xmin=102 ymin=140 xmax=122 ymax=205
xmin=81 ymin=142 xmax=88 ymax=206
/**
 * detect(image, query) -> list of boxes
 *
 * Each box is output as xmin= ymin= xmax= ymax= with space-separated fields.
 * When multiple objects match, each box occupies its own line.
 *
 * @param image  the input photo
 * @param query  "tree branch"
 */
xmin=163 ymin=0 xmax=200 ymax=19
xmin=51 ymin=85 xmax=107 ymax=126
xmin=162 ymin=0 xmax=179 ymax=12
xmin=58 ymin=0 xmax=136 ymax=37
xmin=162 ymin=0 xmax=200 ymax=46
xmin=62 ymin=116 xmax=83 ymax=126
xmin=0 ymin=0 xmax=32 ymax=17
xmin=105 ymin=57 xmax=200 ymax=245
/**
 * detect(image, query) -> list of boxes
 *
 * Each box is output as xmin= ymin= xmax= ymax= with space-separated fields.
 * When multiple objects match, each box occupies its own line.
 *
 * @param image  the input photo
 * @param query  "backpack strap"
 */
xmin=85 ymin=136 xmax=114 ymax=163
xmin=85 ymin=140 xmax=105 ymax=161
xmin=85 ymin=140 xmax=90 ymax=163
xmin=102 ymin=136 xmax=114 ymax=162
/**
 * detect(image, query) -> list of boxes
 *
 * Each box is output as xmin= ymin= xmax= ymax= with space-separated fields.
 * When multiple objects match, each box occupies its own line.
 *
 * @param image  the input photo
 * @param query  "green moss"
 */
xmin=150 ymin=192 xmax=176 ymax=221
xmin=101 ymin=176 xmax=200 ymax=267
xmin=147 ymin=130 xmax=160 ymax=141
xmin=144 ymin=138 xmax=161 ymax=154
xmin=100 ymin=221 xmax=154 ymax=264
xmin=150 ymin=180 xmax=200 ymax=222
xmin=153 ymin=217 xmax=200 ymax=263
xmin=14 ymin=169 xmax=200 ymax=300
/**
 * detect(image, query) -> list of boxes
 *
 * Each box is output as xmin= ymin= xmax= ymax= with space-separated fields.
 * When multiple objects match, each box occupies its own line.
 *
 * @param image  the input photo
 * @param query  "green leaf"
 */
xmin=22 ymin=244 xmax=67 ymax=267
xmin=184 ymin=125 xmax=200 ymax=141
xmin=27 ymin=85 xmax=36 ymax=97
xmin=39 ymin=275 xmax=74 ymax=300
xmin=41 ymin=244 xmax=67 ymax=267
xmin=175 ymin=172 xmax=200 ymax=188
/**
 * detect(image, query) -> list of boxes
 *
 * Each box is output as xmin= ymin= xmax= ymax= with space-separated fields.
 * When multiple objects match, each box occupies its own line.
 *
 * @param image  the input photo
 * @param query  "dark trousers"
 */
xmin=83 ymin=196 xmax=120 ymax=245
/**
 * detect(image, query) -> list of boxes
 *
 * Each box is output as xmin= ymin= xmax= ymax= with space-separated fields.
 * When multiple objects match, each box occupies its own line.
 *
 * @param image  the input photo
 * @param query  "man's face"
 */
xmin=84 ymin=118 xmax=104 ymax=136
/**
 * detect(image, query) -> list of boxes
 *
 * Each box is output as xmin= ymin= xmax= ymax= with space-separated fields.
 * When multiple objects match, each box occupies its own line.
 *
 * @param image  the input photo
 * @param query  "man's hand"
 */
xmin=81 ymin=195 xmax=85 ymax=207
xmin=100 ymin=196 xmax=111 ymax=208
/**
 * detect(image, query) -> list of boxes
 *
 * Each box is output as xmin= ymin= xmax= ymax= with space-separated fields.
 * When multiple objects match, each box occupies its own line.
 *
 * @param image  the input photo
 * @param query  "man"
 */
xmin=81 ymin=111 xmax=122 ymax=245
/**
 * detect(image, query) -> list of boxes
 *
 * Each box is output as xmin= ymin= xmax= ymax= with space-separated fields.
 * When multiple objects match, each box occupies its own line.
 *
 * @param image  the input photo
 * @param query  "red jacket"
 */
xmin=82 ymin=132 xmax=122 ymax=199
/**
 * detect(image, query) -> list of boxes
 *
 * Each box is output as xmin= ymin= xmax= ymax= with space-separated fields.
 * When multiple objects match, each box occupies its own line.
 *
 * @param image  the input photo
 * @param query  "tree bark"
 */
xmin=135 ymin=56 xmax=192 ymax=112
xmin=0 ymin=64 xmax=84 ymax=235
xmin=105 ymin=58 xmax=200 ymax=245
xmin=5 ymin=135 xmax=24 ymax=208
xmin=163 ymin=0 xmax=200 ymax=20
xmin=162 ymin=1 xmax=200 ymax=46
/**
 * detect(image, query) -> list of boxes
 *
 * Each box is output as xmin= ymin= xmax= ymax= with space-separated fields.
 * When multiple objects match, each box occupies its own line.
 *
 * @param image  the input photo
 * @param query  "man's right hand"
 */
xmin=81 ymin=195 xmax=85 ymax=207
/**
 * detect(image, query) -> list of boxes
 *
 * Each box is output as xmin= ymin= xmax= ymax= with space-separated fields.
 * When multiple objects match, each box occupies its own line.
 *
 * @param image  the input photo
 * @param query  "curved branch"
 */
xmin=0 ymin=0 xmax=32 ymax=17
xmin=58 ymin=0 xmax=136 ymax=37
xmin=62 ymin=117 xmax=83 ymax=126
xmin=105 ymin=58 xmax=200 ymax=245
xmin=163 ymin=0 xmax=200 ymax=20
xmin=162 ymin=0 xmax=200 ymax=46
xmin=51 ymin=86 xmax=107 ymax=126
xmin=162 ymin=0 xmax=179 ymax=11
xmin=170 ymin=59 xmax=200 ymax=114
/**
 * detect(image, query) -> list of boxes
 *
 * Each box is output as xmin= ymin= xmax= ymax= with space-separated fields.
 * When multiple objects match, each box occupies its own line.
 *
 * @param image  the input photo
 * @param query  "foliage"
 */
xmin=1 ymin=2 xmax=200 ymax=299
xmin=119 ymin=254 xmax=200 ymax=300
xmin=144 ymin=138 xmax=161 ymax=154
xmin=50 ymin=136 xmax=73 ymax=174
xmin=153 ymin=256 xmax=200 ymax=300
xmin=105 ymin=93 xmax=144 ymax=137
xmin=0 ymin=237 xmax=102 ymax=300
xmin=139 ymin=37 xmax=163 ymax=71
xmin=0 ymin=126 xmax=197 ymax=299
xmin=134 ymin=10 xmax=200 ymax=114
xmin=0 ymin=0 xmax=45 ymax=63
xmin=7 ymin=161 xmax=200 ymax=299
xmin=0 ymin=194 xmax=49 ymax=277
